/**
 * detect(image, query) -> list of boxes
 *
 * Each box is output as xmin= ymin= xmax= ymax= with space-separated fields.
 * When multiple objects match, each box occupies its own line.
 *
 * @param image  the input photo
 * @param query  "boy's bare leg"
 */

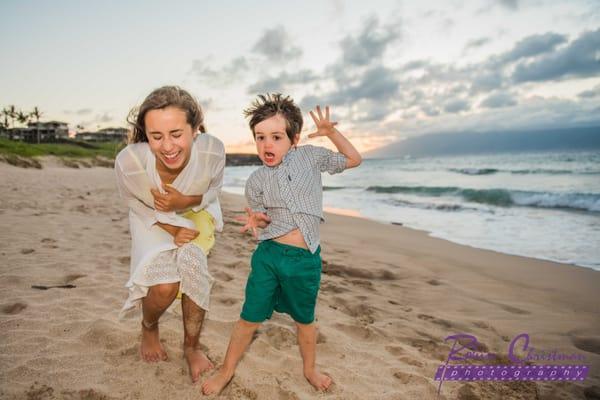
xmin=201 ymin=319 xmax=260 ymax=395
xmin=296 ymin=322 xmax=332 ymax=391
xmin=181 ymin=294 xmax=214 ymax=382
xmin=141 ymin=283 xmax=179 ymax=362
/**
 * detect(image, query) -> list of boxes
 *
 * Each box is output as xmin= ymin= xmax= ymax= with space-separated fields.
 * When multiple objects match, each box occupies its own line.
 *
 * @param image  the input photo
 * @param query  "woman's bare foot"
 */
xmin=184 ymin=346 xmax=214 ymax=383
xmin=140 ymin=321 xmax=168 ymax=362
xmin=201 ymin=368 xmax=234 ymax=395
xmin=304 ymin=369 xmax=333 ymax=391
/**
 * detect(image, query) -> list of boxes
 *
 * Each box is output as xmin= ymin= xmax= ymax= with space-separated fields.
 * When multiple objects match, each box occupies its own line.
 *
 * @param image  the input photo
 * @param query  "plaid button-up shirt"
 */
xmin=244 ymin=144 xmax=347 ymax=253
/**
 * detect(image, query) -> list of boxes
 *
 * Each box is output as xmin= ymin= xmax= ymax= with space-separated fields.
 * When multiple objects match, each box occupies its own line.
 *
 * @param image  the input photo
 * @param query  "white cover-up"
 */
xmin=114 ymin=133 xmax=225 ymax=316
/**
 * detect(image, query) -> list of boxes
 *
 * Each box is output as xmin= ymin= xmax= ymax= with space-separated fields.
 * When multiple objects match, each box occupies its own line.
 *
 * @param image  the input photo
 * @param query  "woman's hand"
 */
xmin=151 ymin=184 xmax=199 ymax=212
xmin=236 ymin=207 xmax=271 ymax=238
xmin=174 ymin=227 xmax=200 ymax=247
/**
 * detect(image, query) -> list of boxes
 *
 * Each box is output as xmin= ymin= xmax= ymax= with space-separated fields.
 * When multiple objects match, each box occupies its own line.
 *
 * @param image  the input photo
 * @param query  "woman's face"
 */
xmin=145 ymin=106 xmax=196 ymax=174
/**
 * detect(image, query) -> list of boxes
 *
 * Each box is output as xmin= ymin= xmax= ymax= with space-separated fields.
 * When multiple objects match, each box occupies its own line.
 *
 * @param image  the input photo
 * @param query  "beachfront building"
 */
xmin=75 ymin=127 xmax=127 ymax=142
xmin=4 ymin=121 xmax=69 ymax=142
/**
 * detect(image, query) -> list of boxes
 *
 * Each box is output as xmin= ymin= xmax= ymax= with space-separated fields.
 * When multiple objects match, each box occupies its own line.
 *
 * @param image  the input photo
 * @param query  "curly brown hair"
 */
xmin=243 ymin=93 xmax=303 ymax=142
xmin=127 ymin=86 xmax=206 ymax=143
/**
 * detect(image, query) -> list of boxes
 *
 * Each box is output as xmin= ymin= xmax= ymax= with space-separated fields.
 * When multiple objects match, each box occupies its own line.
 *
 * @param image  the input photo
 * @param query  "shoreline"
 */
xmin=1 ymin=163 xmax=598 ymax=399
xmin=322 ymin=194 xmax=599 ymax=273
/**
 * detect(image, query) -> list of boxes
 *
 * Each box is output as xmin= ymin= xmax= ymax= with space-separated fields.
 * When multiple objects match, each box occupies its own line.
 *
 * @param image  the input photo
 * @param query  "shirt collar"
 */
xmin=266 ymin=147 xmax=296 ymax=169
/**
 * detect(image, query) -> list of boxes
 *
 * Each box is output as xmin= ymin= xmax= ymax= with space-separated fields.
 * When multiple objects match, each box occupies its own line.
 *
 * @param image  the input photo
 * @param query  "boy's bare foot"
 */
xmin=184 ymin=346 xmax=214 ymax=383
xmin=140 ymin=321 xmax=168 ymax=362
xmin=201 ymin=368 xmax=234 ymax=395
xmin=304 ymin=369 xmax=333 ymax=391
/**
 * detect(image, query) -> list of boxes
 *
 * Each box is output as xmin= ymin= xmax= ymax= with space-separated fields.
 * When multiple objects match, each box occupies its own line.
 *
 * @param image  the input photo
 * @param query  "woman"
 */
xmin=114 ymin=86 xmax=225 ymax=383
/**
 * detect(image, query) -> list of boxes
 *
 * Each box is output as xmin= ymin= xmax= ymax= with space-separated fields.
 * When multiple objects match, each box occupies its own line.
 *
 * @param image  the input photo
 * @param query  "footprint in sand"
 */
xmin=417 ymin=314 xmax=453 ymax=329
xmin=498 ymin=303 xmax=529 ymax=315
xmin=334 ymin=322 xmax=379 ymax=341
xmin=225 ymin=261 xmax=246 ymax=269
xmin=427 ymin=279 xmax=442 ymax=286
xmin=2 ymin=302 xmax=27 ymax=315
xmin=20 ymin=248 xmax=35 ymax=254
xmin=25 ymin=383 xmax=54 ymax=399
xmin=584 ymin=386 xmax=600 ymax=400
xmin=385 ymin=344 xmax=428 ymax=367
xmin=322 ymin=260 xmax=396 ymax=280
xmin=118 ymin=256 xmax=130 ymax=265
xmin=407 ymin=336 xmax=445 ymax=359
xmin=320 ymin=281 xmax=349 ymax=294
xmin=224 ymin=382 xmax=259 ymax=400
xmin=317 ymin=331 xmax=327 ymax=344
xmin=277 ymin=387 xmax=301 ymax=400
xmin=65 ymin=274 xmax=86 ymax=283
xmin=393 ymin=371 xmax=429 ymax=385
xmin=332 ymin=297 xmax=376 ymax=324
xmin=263 ymin=325 xmax=296 ymax=350
xmin=571 ymin=336 xmax=600 ymax=355
xmin=119 ymin=344 xmax=139 ymax=357
xmin=349 ymin=279 xmax=374 ymax=290
xmin=212 ymin=270 xmax=234 ymax=282
xmin=217 ymin=297 xmax=239 ymax=306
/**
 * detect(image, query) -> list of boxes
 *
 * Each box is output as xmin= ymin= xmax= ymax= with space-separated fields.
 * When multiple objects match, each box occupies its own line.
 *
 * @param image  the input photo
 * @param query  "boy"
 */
xmin=202 ymin=94 xmax=361 ymax=395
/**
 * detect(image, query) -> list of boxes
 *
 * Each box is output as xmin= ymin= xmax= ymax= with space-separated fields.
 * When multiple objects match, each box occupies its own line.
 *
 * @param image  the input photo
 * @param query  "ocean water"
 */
xmin=223 ymin=150 xmax=600 ymax=271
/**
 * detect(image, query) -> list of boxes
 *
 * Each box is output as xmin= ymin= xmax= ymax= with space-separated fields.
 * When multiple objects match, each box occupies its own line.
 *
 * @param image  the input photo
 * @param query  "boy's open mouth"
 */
xmin=264 ymin=152 xmax=275 ymax=162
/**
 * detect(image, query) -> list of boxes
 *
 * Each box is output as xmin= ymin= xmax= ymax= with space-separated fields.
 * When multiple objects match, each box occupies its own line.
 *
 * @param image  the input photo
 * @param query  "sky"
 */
xmin=1 ymin=0 xmax=599 ymax=153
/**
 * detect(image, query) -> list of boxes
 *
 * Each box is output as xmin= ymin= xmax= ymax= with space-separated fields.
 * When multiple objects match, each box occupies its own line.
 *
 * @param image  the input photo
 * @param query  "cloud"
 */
xmin=464 ymin=37 xmax=492 ymax=51
xmin=384 ymin=95 xmax=600 ymax=141
xmin=470 ymin=70 xmax=505 ymax=92
xmin=496 ymin=32 xmax=568 ymax=64
xmin=443 ymin=98 xmax=471 ymax=113
xmin=578 ymin=84 xmax=600 ymax=98
xmin=499 ymin=0 xmax=519 ymax=10
xmin=252 ymin=26 xmax=302 ymax=62
xmin=420 ymin=103 xmax=440 ymax=117
xmin=246 ymin=70 xmax=318 ymax=94
xmin=190 ymin=57 xmax=248 ymax=86
xmin=96 ymin=112 xmax=113 ymax=123
xmin=480 ymin=91 xmax=518 ymax=108
xmin=64 ymin=108 xmax=93 ymax=115
xmin=339 ymin=15 xmax=401 ymax=66
xmin=300 ymin=65 xmax=400 ymax=110
xmin=512 ymin=29 xmax=600 ymax=82
xmin=400 ymin=60 xmax=429 ymax=72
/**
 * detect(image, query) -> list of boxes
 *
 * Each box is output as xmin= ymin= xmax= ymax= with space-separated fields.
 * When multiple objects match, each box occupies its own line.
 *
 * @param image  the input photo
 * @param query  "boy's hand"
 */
xmin=151 ymin=184 xmax=190 ymax=212
xmin=236 ymin=207 xmax=271 ymax=238
xmin=308 ymin=105 xmax=339 ymax=139
xmin=174 ymin=227 xmax=199 ymax=247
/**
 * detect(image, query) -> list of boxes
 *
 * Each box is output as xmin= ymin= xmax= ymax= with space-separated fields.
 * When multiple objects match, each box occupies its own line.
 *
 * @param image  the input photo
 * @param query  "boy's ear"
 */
xmin=292 ymin=133 xmax=300 ymax=146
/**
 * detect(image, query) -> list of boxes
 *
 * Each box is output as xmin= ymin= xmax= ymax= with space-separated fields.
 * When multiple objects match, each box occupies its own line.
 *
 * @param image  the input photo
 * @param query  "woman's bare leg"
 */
xmin=140 ymin=283 xmax=179 ymax=362
xmin=181 ymin=294 xmax=214 ymax=382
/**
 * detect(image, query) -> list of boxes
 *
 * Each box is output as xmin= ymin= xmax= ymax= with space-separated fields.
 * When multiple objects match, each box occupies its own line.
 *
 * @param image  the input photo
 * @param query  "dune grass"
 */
xmin=0 ymin=138 xmax=124 ymax=159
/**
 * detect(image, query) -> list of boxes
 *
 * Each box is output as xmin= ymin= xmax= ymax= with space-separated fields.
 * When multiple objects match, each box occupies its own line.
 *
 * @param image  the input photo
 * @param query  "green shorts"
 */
xmin=240 ymin=240 xmax=322 ymax=324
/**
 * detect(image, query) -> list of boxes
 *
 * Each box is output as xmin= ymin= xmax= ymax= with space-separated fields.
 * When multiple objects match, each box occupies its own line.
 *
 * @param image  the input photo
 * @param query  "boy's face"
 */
xmin=254 ymin=114 xmax=299 ymax=167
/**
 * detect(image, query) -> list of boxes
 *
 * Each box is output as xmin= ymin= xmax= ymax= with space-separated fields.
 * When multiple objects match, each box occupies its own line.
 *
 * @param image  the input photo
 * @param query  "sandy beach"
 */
xmin=0 ymin=161 xmax=598 ymax=400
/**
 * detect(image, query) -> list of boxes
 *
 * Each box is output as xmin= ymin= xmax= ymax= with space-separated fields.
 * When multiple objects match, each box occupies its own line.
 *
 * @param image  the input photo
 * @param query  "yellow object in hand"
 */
xmin=176 ymin=209 xmax=216 ymax=300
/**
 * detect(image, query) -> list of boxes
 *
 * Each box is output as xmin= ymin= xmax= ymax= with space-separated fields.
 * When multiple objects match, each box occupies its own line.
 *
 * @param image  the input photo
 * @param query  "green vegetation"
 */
xmin=0 ymin=138 xmax=125 ymax=159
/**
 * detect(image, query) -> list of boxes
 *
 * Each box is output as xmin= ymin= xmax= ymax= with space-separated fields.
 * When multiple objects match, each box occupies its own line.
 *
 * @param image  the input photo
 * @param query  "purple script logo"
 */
xmin=435 ymin=333 xmax=589 ymax=398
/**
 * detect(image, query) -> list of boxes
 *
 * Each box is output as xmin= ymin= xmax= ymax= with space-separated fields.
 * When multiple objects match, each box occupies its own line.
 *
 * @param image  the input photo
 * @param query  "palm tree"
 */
xmin=30 ymin=107 xmax=43 ymax=143
xmin=16 ymin=110 xmax=31 ymax=142
xmin=1 ymin=108 xmax=9 ymax=131
xmin=16 ymin=110 xmax=30 ymax=125
xmin=7 ymin=105 xmax=16 ymax=128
